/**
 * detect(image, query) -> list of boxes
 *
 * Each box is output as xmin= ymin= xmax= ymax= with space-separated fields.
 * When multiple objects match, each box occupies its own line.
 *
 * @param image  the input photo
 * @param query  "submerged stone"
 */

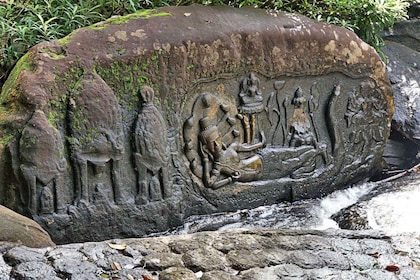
xmin=0 ymin=5 xmax=392 ymax=243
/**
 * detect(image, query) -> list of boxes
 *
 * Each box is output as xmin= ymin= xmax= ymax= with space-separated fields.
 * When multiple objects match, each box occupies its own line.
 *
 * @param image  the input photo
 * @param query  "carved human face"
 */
xmin=207 ymin=135 xmax=223 ymax=157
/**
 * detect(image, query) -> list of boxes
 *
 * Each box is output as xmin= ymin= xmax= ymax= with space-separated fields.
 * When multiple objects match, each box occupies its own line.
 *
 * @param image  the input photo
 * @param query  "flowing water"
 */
xmin=159 ymin=178 xmax=420 ymax=236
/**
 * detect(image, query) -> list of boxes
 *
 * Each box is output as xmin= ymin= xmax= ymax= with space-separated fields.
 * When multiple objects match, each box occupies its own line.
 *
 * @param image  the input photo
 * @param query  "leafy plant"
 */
xmin=0 ymin=0 xmax=411 ymax=85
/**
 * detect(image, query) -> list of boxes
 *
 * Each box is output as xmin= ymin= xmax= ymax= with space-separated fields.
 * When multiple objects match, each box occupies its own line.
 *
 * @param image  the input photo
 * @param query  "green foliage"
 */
xmin=0 ymin=0 xmax=410 ymax=83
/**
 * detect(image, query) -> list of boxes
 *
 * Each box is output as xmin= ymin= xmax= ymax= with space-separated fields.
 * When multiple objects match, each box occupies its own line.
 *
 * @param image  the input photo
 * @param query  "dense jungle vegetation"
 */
xmin=0 ymin=0 xmax=412 ymax=85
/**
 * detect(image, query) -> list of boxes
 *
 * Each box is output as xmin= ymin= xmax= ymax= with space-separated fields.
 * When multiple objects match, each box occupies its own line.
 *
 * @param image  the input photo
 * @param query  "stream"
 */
xmin=156 ymin=176 xmax=420 ymax=236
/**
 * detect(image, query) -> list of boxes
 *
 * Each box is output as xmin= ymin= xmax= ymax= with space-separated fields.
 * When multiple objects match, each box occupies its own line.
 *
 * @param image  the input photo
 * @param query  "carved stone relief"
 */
xmin=18 ymin=109 xmax=66 ymax=215
xmin=183 ymin=72 xmax=388 ymax=187
xmin=0 ymin=5 xmax=392 ymax=242
xmin=67 ymin=72 xmax=124 ymax=205
xmin=183 ymin=89 xmax=265 ymax=189
xmin=134 ymin=86 xmax=171 ymax=204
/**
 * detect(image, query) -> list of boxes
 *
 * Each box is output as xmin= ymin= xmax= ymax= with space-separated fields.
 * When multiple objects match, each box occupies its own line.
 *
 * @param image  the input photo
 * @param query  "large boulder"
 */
xmin=0 ymin=205 xmax=55 ymax=248
xmin=0 ymin=5 xmax=392 ymax=243
xmin=382 ymin=20 xmax=420 ymax=145
xmin=379 ymin=19 xmax=420 ymax=172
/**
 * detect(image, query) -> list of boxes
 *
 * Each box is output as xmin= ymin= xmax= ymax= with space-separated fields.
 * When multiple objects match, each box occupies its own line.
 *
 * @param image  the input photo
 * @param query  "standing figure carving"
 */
xmin=134 ymin=86 xmax=171 ymax=204
xmin=238 ymin=73 xmax=264 ymax=144
xmin=19 ymin=109 xmax=66 ymax=215
xmin=68 ymin=73 xmax=124 ymax=205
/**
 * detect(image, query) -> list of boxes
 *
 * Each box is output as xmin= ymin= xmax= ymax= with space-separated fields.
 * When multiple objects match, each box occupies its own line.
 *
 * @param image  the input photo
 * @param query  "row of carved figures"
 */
xmin=18 ymin=77 xmax=170 ymax=215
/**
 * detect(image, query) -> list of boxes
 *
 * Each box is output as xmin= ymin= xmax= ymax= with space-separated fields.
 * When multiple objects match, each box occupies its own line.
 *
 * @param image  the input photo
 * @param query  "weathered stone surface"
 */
xmin=1 ymin=228 xmax=420 ymax=280
xmin=383 ymin=39 xmax=420 ymax=144
xmin=380 ymin=18 xmax=420 ymax=149
xmin=0 ymin=205 xmax=55 ymax=248
xmin=0 ymin=5 xmax=392 ymax=242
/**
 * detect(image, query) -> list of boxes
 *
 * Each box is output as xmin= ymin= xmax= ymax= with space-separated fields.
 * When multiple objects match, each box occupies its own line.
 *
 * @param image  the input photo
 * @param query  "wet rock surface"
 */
xmin=381 ymin=18 xmax=420 ymax=147
xmin=1 ymin=228 xmax=419 ymax=280
xmin=333 ymin=171 xmax=420 ymax=232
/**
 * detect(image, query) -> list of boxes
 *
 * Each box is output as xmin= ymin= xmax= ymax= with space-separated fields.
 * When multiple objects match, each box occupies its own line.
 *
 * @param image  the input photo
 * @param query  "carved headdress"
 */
xmin=199 ymin=117 xmax=219 ymax=146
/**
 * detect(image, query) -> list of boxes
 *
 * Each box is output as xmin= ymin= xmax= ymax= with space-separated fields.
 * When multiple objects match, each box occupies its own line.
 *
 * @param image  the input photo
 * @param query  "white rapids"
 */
xmin=158 ymin=178 xmax=420 ymax=236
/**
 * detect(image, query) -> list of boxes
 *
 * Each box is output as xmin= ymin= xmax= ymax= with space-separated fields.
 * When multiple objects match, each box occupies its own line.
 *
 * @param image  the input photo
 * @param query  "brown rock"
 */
xmin=0 ymin=205 xmax=55 ymax=248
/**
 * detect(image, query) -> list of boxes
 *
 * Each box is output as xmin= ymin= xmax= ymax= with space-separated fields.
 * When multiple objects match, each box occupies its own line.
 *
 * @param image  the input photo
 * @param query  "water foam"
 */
xmin=312 ymin=182 xmax=376 ymax=230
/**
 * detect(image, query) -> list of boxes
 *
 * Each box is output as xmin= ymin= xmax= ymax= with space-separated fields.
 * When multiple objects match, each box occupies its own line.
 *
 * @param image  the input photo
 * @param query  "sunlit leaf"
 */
xmin=107 ymin=243 xmax=128 ymax=250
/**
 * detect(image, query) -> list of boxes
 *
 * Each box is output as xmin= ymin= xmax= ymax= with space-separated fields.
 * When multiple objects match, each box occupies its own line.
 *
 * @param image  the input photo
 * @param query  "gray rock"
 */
xmin=0 ymin=253 xmax=11 ymax=279
xmin=182 ymin=246 xmax=228 ymax=272
xmin=383 ymin=39 xmax=420 ymax=143
xmin=382 ymin=19 xmax=420 ymax=51
xmin=11 ymin=261 xmax=60 ymax=280
xmin=0 ymin=228 xmax=419 ymax=279
xmin=159 ymin=267 xmax=197 ymax=280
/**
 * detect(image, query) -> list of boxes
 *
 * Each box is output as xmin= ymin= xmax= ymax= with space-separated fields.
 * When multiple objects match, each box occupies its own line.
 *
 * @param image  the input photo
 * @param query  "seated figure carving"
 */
xmin=198 ymin=116 xmax=265 ymax=189
xmin=287 ymin=87 xmax=317 ymax=148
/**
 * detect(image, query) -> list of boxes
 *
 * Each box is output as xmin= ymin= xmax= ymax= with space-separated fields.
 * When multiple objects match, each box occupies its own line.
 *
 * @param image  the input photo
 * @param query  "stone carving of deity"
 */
xmin=134 ymin=86 xmax=171 ymax=204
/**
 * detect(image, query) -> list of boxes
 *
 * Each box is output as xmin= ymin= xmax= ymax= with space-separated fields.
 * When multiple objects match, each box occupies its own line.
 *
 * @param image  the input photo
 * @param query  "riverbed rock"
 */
xmin=0 ymin=5 xmax=392 ymax=243
xmin=1 ymin=228 xmax=420 ymax=280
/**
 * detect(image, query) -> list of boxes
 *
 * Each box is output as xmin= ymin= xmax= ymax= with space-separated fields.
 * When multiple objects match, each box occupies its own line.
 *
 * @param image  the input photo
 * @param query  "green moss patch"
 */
xmin=88 ymin=9 xmax=171 ymax=30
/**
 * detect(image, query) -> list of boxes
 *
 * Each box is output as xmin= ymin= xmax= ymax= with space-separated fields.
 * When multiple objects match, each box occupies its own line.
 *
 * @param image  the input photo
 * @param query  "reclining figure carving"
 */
xmin=198 ymin=116 xmax=265 ymax=189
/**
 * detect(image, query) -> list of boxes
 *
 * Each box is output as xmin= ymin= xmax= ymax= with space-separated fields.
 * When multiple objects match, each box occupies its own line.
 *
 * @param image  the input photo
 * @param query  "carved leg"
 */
xmin=135 ymin=154 xmax=148 ymax=204
xmin=161 ymin=168 xmax=172 ymax=199
xmin=111 ymin=159 xmax=123 ymax=204
xmin=238 ymin=114 xmax=251 ymax=144
xmin=149 ymin=174 xmax=162 ymax=201
xmin=21 ymin=168 xmax=37 ymax=215
xmin=79 ymin=160 xmax=89 ymax=204
xmin=54 ymin=175 xmax=66 ymax=214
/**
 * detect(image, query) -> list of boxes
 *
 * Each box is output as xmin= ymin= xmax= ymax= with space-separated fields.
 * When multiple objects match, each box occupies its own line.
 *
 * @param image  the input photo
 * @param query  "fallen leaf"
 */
xmin=111 ymin=261 xmax=122 ymax=271
xmin=368 ymin=252 xmax=380 ymax=258
xmin=127 ymin=274 xmax=134 ymax=280
xmin=385 ymin=264 xmax=400 ymax=272
xmin=184 ymin=13 xmax=191 ymax=17
xmin=108 ymin=243 xmax=128 ymax=250
xmin=142 ymin=275 xmax=153 ymax=280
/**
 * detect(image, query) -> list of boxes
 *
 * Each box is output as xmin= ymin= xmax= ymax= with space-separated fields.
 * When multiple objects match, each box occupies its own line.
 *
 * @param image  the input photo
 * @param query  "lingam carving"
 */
xmin=68 ymin=73 xmax=124 ymax=205
xmin=19 ymin=109 xmax=66 ymax=215
xmin=134 ymin=86 xmax=171 ymax=204
xmin=184 ymin=91 xmax=265 ymax=189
